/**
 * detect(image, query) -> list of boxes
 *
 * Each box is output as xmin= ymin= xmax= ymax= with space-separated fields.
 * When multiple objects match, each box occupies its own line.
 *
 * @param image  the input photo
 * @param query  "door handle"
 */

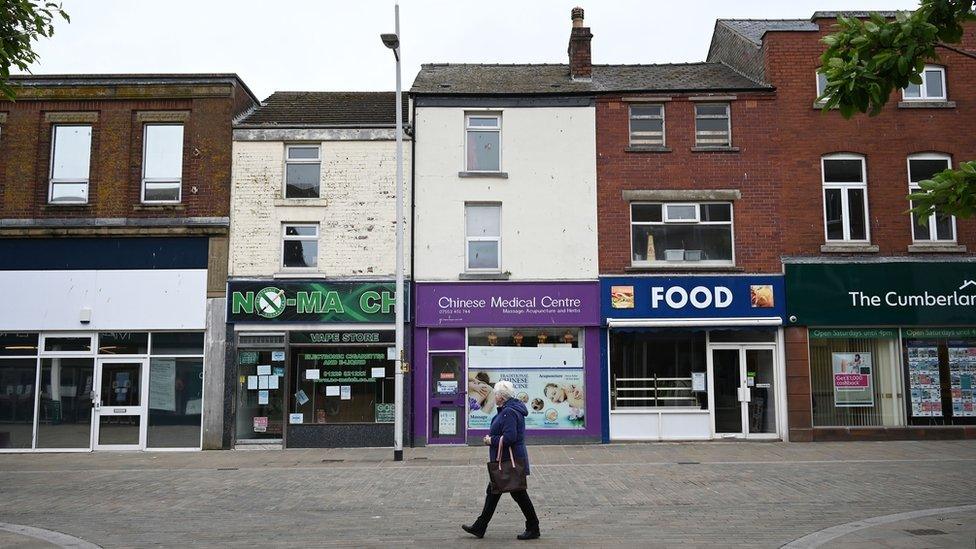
xmin=93 ymin=395 xmax=101 ymax=410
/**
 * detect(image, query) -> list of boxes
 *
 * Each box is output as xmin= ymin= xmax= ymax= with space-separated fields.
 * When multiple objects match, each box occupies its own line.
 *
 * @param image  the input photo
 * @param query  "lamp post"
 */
xmin=381 ymin=4 xmax=405 ymax=462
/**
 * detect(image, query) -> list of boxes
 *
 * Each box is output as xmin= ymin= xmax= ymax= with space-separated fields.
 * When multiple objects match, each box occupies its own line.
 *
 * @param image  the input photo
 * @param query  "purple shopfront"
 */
xmin=412 ymin=282 xmax=602 ymax=446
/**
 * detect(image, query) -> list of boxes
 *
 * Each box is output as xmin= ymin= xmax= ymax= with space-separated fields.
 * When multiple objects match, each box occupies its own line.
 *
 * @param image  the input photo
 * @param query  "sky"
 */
xmin=27 ymin=0 xmax=921 ymax=100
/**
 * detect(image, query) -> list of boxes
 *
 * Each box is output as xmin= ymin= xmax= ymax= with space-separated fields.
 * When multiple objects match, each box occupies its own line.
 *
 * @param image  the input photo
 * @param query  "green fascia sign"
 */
xmin=227 ymin=281 xmax=408 ymax=323
xmin=786 ymin=262 xmax=976 ymax=326
xmin=808 ymin=328 xmax=899 ymax=339
xmin=902 ymin=327 xmax=976 ymax=339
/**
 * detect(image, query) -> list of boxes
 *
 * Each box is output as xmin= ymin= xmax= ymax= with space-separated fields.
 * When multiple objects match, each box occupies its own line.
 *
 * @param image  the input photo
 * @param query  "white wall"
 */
xmin=0 ymin=270 xmax=207 ymax=331
xmin=229 ymin=139 xmax=412 ymax=278
xmin=413 ymin=106 xmax=598 ymax=281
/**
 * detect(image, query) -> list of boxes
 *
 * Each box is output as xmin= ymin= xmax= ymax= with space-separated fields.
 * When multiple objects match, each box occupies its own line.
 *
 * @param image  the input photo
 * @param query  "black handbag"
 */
xmin=487 ymin=435 xmax=527 ymax=494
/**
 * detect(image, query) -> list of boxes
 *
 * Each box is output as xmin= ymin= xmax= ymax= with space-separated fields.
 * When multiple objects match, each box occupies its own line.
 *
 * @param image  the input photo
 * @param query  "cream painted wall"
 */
xmin=413 ymin=106 xmax=597 ymax=280
xmin=229 ymin=139 xmax=411 ymax=278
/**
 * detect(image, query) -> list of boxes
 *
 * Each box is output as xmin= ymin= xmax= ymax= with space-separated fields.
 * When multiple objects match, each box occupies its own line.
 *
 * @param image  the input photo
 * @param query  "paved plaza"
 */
xmin=1 ymin=441 xmax=975 ymax=548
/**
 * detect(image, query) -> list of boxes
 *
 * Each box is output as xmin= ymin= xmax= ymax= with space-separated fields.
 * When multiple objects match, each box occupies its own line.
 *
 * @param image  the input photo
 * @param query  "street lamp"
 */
xmin=381 ymin=3 xmax=405 ymax=463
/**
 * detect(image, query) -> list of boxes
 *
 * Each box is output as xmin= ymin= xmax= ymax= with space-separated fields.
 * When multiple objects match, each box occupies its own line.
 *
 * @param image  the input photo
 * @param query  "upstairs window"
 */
xmin=49 ymin=125 xmax=92 ymax=204
xmin=629 ymin=104 xmax=665 ymax=147
xmin=465 ymin=114 xmax=501 ymax=172
xmin=465 ymin=203 xmax=501 ymax=272
xmin=903 ymin=65 xmax=946 ymax=101
xmin=285 ymin=145 xmax=321 ymax=198
xmin=142 ymin=124 xmax=184 ymax=203
xmin=816 ymin=71 xmax=828 ymax=98
xmin=908 ymin=154 xmax=955 ymax=242
xmin=630 ymin=202 xmax=733 ymax=266
xmin=822 ymin=154 xmax=869 ymax=243
xmin=281 ymin=224 xmax=319 ymax=269
xmin=694 ymin=103 xmax=730 ymax=147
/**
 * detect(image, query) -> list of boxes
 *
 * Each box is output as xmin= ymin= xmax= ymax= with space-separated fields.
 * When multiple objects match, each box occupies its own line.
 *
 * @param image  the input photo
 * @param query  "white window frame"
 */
xmin=464 ymin=203 xmax=502 ymax=273
xmin=694 ymin=103 xmax=731 ymax=147
xmin=48 ymin=124 xmax=92 ymax=204
xmin=629 ymin=202 xmax=735 ymax=267
xmin=141 ymin=123 xmax=184 ymax=204
xmin=280 ymin=223 xmax=320 ymax=270
xmin=821 ymin=154 xmax=871 ymax=243
xmin=902 ymin=65 xmax=947 ymax=101
xmin=628 ymin=104 xmax=665 ymax=147
xmin=816 ymin=70 xmax=828 ymax=98
xmin=464 ymin=113 xmax=502 ymax=173
xmin=284 ymin=144 xmax=322 ymax=199
xmin=907 ymin=153 xmax=956 ymax=243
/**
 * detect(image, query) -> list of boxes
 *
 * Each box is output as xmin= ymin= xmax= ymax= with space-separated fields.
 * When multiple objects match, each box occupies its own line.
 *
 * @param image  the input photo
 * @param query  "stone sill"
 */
xmin=898 ymin=100 xmax=955 ymax=109
xmin=133 ymin=204 xmax=185 ymax=211
xmin=274 ymin=198 xmax=329 ymax=207
xmin=691 ymin=146 xmax=740 ymax=153
xmin=273 ymin=271 xmax=327 ymax=279
xmin=458 ymin=272 xmax=511 ymax=281
xmin=42 ymin=203 xmax=90 ymax=210
xmin=626 ymin=146 xmax=671 ymax=153
xmin=625 ymin=265 xmax=743 ymax=273
xmin=820 ymin=243 xmax=880 ymax=253
xmin=812 ymin=101 xmax=836 ymax=110
xmin=908 ymin=243 xmax=967 ymax=253
xmin=458 ymin=171 xmax=509 ymax=179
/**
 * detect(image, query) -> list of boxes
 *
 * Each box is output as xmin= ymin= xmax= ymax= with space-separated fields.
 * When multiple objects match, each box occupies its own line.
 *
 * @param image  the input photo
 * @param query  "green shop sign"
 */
xmin=786 ymin=262 xmax=976 ymax=326
xmin=227 ymin=281 xmax=408 ymax=323
xmin=808 ymin=328 xmax=898 ymax=339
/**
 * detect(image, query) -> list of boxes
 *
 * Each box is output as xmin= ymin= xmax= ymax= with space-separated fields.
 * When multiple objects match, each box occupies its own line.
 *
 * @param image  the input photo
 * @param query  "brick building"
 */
xmin=709 ymin=13 xmax=976 ymax=441
xmin=0 ymin=74 xmax=258 ymax=451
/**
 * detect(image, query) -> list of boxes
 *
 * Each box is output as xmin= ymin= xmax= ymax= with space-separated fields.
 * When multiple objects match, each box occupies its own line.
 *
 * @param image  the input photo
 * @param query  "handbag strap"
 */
xmin=496 ymin=435 xmax=504 ymax=469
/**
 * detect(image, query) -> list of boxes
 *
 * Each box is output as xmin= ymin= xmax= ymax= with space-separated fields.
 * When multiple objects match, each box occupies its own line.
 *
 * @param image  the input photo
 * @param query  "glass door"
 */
xmin=93 ymin=359 xmax=147 ymax=450
xmin=709 ymin=346 xmax=778 ymax=438
xmin=745 ymin=348 xmax=777 ymax=436
xmin=711 ymin=349 xmax=743 ymax=435
xmin=429 ymin=353 xmax=466 ymax=444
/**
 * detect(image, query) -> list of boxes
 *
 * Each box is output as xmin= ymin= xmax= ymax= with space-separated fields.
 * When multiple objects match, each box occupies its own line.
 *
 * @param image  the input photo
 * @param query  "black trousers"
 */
xmin=476 ymin=483 xmax=539 ymax=529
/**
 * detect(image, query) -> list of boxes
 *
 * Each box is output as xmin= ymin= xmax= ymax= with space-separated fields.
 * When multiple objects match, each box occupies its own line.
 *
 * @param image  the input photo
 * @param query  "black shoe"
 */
xmin=462 ymin=524 xmax=486 ymax=539
xmin=517 ymin=528 xmax=540 ymax=540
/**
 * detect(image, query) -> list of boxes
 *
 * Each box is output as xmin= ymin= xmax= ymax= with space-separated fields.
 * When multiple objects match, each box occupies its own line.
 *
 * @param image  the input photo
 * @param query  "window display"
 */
xmin=610 ymin=331 xmax=707 ymax=410
xmin=948 ymin=342 xmax=976 ymax=417
xmin=902 ymin=331 xmax=976 ymax=424
xmin=291 ymin=347 xmax=393 ymax=424
xmin=236 ymin=349 xmax=286 ymax=439
xmin=906 ymin=340 xmax=942 ymax=417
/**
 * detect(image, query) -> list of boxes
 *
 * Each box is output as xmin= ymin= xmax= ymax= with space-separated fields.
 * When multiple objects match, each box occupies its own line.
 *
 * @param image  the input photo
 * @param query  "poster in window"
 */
xmin=948 ymin=342 xmax=976 ymax=417
xmin=149 ymin=358 xmax=176 ymax=411
xmin=467 ymin=369 xmax=584 ymax=429
xmin=906 ymin=343 xmax=943 ymax=417
xmin=831 ymin=352 xmax=873 ymax=407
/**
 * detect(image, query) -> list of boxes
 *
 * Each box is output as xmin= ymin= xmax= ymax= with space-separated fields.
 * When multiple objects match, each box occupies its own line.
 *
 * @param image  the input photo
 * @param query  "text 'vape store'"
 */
xmin=413 ymin=282 xmax=601 ymax=446
xmin=226 ymin=280 xmax=407 ymax=448
xmin=785 ymin=261 xmax=976 ymax=441
xmin=602 ymin=275 xmax=787 ymax=442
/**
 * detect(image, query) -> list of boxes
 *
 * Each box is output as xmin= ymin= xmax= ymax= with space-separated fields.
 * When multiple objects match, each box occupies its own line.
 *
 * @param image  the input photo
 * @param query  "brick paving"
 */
xmin=1 ymin=441 xmax=975 ymax=548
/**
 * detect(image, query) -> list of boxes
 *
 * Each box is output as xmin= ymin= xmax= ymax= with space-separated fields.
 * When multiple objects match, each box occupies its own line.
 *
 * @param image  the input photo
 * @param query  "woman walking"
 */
xmin=462 ymin=380 xmax=541 ymax=540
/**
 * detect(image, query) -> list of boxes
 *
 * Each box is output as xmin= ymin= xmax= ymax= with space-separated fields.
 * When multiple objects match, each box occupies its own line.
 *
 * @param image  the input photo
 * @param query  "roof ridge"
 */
xmin=267 ymin=90 xmax=397 ymax=95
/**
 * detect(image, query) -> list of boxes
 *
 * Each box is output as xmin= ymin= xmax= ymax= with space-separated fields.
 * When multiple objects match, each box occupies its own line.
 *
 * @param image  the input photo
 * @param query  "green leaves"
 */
xmin=908 ymin=161 xmax=976 ymax=223
xmin=0 ymin=0 xmax=70 ymax=100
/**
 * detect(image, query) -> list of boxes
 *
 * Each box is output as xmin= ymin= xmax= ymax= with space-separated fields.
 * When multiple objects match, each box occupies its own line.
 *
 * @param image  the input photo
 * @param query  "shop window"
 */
xmin=98 ymin=332 xmax=149 ymax=355
xmin=908 ymin=154 xmax=955 ymax=242
xmin=630 ymin=202 xmax=733 ymax=266
xmin=43 ymin=336 xmax=92 ymax=353
xmin=816 ymin=70 xmax=828 ymax=98
xmin=809 ymin=332 xmax=902 ymax=427
xmin=285 ymin=144 xmax=321 ymax=198
xmin=150 ymin=332 xmax=204 ymax=355
xmin=465 ymin=113 xmax=501 ymax=172
xmin=36 ymin=358 xmax=94 ymax=449
xmin=236 ymin=348 xmax=286 ymax=440
xmin=291 ymin=347 xmax=393 ymax=424
xmin=467 ymin=328 xmax=585 ymax=430
xmin=141 ymin=124 xmax=184 ymax=203
xmin=465 ymin=203 xmax=501 ymax=272
xmin=148 ymin=357 xmax=203 ymax=448
xmin=629 ymin=104 xmax=665 ymax=147
xmin=0 ymin=333 xmax=38 ymax=356
xmin=903 ymin=330 xmax=976 ymax=424
xmin=610 ymin=331 xmax=707 ymax=410
xmin=282 ymin=224 xmax=319 ymax=269
xmin=0 ymin=358 xmax=38 ymax=449
xmin=694 ymin=103 xmax=730 ymax=147
xmin=49 ymin=124 xmax=92 ymax=204
xmin=822 ymin=154 xmax=869 ymax=242
xmin=902 ymin=65 xmax=946 ymax=101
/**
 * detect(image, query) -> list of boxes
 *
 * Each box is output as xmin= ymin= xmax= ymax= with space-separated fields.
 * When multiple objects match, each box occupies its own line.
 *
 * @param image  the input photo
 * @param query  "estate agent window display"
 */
xmin=902 ymin=330 xmax=976 ymax=426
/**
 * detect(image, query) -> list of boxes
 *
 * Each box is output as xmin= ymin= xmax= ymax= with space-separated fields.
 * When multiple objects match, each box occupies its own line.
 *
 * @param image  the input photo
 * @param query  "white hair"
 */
xmin=494 ymin=380 xmax=516 ymax=400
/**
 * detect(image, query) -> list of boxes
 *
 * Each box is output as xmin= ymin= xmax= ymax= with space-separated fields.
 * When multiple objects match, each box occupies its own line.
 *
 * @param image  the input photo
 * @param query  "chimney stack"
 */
xmin=568 ymin=7 xmax=592 ymax=80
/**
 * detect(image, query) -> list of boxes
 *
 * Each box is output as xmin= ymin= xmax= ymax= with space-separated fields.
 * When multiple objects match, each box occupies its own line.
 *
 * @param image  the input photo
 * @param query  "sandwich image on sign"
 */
xmin=750 ymin=285 xmax=774 ymax=308
xmin=611 ymin=286 xmax=635 ymax=309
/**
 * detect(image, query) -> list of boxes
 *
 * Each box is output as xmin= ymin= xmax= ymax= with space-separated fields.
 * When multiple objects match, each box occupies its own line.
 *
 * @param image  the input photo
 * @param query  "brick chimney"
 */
xmin=568 ymin=7 xmax=592 ymax=80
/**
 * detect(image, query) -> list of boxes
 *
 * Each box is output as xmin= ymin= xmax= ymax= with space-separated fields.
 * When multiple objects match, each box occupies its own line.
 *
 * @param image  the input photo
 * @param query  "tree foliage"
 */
xmin=0 ymin=0 xmax=69 ymax=99
xmin=818 ymin=1 xmax=975 ymax=223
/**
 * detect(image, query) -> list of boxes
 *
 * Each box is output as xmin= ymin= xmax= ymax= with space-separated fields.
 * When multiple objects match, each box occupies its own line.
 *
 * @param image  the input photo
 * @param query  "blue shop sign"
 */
xmin=601 ymin=275 xmax=786 ymax=321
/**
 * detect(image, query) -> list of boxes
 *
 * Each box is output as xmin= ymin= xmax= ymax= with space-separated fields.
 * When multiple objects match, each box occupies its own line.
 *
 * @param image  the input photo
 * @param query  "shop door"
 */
xmin=429 ymin=353 xmax=466 ymax=444
xmin=709 ymin=346 xmax=777 ymax=438
xmin=93 ymin=359 xmax=147 ymax=450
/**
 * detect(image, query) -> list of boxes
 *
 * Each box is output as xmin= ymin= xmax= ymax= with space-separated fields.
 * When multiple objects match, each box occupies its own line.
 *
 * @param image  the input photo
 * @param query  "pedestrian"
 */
xmin=462 ymin=379 xmax=541 ymax=540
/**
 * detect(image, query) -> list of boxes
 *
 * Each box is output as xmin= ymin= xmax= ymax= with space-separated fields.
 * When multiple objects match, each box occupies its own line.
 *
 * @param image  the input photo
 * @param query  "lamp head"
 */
xmin=381 ymin=33 xmax=399 ymax=50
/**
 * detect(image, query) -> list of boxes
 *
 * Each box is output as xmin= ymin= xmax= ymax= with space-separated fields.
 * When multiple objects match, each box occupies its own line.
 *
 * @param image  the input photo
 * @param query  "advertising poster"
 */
xmin=149 ymin=358 xmax=176 ymax=411
xmin=831 ymin=353 xmax=873 ymax=407
xmin=906 ymin=342 xmax=943 ymax=417
xmin=948 ymin=341 xmax=976 ymax=417
xmin=467 ymin=369 xmax=584 ymax=430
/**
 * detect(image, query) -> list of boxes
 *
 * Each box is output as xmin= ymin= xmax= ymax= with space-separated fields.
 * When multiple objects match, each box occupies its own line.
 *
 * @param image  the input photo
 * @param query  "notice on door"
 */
xmin=438 ymin=409 xmax=457 ymax=435
xmin=149 ymin=358 xmax=176 ymax=411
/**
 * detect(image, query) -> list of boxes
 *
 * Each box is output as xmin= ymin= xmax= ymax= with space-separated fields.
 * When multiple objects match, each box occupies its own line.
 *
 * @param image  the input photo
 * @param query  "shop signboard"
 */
xmin=786 ymin=262 xmax=976 ymax=326
xmin=600 ymin=275 xmax=785 ymax=321
xmin=227 ymin=281 xmax=408 ymax=323
xmin=415 ymin=282 xmax=600 ymax=327
xmin=467 ymin=368 xmax=585 ymax=430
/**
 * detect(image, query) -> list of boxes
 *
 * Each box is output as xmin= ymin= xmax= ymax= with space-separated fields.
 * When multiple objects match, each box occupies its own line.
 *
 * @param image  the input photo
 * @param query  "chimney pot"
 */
xmin=572 ymin=7 xmax=584 ymax=27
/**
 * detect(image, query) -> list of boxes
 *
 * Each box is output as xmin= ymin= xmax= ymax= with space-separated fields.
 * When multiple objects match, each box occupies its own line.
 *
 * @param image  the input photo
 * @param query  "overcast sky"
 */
xmin=28 ymin=0 xmax=920 ymax=100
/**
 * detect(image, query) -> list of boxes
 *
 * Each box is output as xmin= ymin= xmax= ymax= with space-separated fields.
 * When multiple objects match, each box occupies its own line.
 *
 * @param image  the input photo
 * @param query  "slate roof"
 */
xmin=410 ymin=62 xmax=768 ymax=95
xmin=812 ymin=11 xmax=904 ymax=19
xmin=238 ymin=91 xmax=409 ymax=127
xmin=716 ymin=20 xmax=819 ymax=46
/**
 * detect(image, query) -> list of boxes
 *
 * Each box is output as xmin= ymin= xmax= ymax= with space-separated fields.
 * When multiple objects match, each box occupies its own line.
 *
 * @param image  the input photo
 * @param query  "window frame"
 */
xmin=821 ymin=154 xmax=871 ymax=244
xmin=280 ymin=223 xmax=320 ymax=270
xmin=628 ymin=103 xmax=666 ymax=147
xmin=464 ymin=113 xmax=502 ymax=173
xmin=629 ymin=202 xmax=735 ymax=267
xmin=816 ymin=70 xmax=828 ymax=98
xmin=284 ymin=144 xmax=322 ymax=199
xmin=48 ymin=124 xmax=93 ymax=205
xmin=141 ymin=123 xmax=184 ymax=204
xmin=901 ymin=65 xmax=947 ymax=101
xmin=464 ymin=202 xmax=502 ymax=273
xmin=907 ymin=153 xmax=956 ymax=243
xmin=694 ymin=103 xmax=731 ymax=148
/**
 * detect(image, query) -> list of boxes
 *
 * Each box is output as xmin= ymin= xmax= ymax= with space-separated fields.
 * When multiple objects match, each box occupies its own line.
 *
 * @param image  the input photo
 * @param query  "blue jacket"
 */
xmin=488 ymin=398 xmax=530 ymax=475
